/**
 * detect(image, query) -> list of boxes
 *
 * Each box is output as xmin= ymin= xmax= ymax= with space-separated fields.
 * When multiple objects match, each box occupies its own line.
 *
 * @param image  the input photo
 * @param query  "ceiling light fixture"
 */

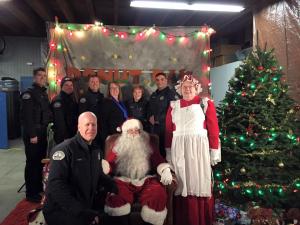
xmin=130 ymin=1 xmax=245 ymax=12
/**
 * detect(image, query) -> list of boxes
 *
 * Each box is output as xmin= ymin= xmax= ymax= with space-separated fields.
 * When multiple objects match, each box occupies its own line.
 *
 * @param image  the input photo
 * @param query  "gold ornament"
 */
xmin=225 ymin=168 xmax=232 ymax=175
xmin=278 ymin=162 xmax=284 ymax=168
xmin=240 ymin=167 xmax=246 ymax=173
xmin=128 ymin=54 xmax=133 ymax=60
xmin=266 ymin=94 xmax=276 ymax=105
xmin=80 ymin=56 xmax=86 ymax=61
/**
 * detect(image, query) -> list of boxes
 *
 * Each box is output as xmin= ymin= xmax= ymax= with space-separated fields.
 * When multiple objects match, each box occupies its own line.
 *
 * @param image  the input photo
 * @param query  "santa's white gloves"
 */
xmin=102 ymin=159 xmax=110 ymax=175
xmin=157 ymin=163 xmax=173 ymax=185
xmin=160 ymin=168 xmax=173 ymax=185
xmin=210 ymin=150 xmax=221 ymax=166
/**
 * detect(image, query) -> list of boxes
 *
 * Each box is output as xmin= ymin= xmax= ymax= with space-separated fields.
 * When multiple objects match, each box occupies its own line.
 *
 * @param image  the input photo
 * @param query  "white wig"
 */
xmin=175 ymin=74 xmax=203 ymax=95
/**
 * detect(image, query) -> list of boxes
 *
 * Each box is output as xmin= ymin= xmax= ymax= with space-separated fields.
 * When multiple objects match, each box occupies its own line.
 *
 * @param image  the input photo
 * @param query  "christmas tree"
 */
xmin=215 ymin=47 xmax=300 ymax=209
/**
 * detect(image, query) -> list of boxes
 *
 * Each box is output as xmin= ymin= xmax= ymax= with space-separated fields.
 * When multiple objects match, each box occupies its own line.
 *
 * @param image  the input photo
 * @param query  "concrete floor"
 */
xmin=0 ymin=138 xmax=26 ymax=223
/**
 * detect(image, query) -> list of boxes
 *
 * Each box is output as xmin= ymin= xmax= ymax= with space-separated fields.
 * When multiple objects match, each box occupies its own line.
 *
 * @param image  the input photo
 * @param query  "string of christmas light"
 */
xmin=54 ymin=21 xmax=215 ymax=43
xmin=214 ymin=178 xmax=300 ymax=197
xmin=47 ymin=20 xmax=214 ymax=93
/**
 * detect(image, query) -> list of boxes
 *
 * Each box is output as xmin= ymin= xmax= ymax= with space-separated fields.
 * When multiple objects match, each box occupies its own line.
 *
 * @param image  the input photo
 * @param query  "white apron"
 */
xmin=171 ymin=100 xmax=212 ymax=197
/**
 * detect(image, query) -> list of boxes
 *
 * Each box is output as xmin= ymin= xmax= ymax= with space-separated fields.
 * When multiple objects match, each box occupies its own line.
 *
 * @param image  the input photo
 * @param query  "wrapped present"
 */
xmin=286 ymin=208 xmax=300 ymax=225
xmin=248 ymin=207 xmax=279 ymax=225
xmin=238 ymin=210 xmax=251 ymax=225
xmin=215 ymin=202 xmax=241 ymax=221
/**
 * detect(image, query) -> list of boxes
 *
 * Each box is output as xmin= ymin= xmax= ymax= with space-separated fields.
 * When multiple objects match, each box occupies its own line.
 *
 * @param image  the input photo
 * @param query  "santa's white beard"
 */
xmin=114 ymin=131 xmax=152 ymax=180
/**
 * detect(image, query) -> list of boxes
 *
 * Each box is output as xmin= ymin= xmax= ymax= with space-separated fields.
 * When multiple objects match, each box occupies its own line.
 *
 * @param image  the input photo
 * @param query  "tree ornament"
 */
xmin=240 ymin=167 xmax=246 ymax=174
xmin=271 ymin=66 xmax=277 ymax=71
xmin=257 ymin=66 xmax=264 ymax=71
xmin=278 ymin=162 xmax=284 ymax=168
xmin=225 ymin=168 xmax=232 ymax=175
xmin=266 ymin=94 xmax=276 ymax=105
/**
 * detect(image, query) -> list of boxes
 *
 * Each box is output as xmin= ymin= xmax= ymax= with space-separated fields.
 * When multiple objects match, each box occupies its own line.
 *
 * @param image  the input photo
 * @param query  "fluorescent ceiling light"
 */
xmin=130 ymin=1 xmax=245 ymax=12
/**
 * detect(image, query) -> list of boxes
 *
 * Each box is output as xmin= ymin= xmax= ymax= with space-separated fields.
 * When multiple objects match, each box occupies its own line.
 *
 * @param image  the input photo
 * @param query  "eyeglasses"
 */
xmin=182 ymin=86 xmax=195 ymax=90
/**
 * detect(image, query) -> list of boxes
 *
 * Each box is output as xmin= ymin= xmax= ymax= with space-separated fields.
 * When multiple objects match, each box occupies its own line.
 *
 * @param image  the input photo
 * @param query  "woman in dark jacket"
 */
xmin=101 ymin=82 xmax=128 ymax=142
xmin=125 ymin=85 xmax=149 ymax=132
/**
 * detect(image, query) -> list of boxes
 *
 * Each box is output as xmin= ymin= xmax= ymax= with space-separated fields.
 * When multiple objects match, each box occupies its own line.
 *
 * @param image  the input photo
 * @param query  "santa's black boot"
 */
xmin=107 ymin=215 xmax=129 ymax=225
xmin=143 ymin=222 xmax=153 ymax=225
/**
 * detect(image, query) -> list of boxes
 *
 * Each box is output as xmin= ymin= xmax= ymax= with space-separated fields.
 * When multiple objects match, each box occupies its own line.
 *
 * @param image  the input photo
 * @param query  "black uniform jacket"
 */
xmin=43 ymin=133 xmax=115 ymax=216
xmin=51 ymin=91 xmax=78 ymax=144
xmin=148 ymin=86 xmax=178 ymax=126
xmin=20 ymin=83 xmax=52 ymax=138
xmin=78 ymin=88 xmax=104 ymax=118
xmin=125 ymin=97 xmax=149 ymax=130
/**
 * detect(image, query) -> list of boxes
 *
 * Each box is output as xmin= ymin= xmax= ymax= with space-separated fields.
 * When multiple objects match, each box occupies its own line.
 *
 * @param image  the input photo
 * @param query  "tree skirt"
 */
xmin=0 ymin=199 xmax=39 ymax=225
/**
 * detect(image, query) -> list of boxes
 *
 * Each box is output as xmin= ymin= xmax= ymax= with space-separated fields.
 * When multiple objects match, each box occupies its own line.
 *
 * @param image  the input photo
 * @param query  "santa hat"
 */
xmin=117 ymin=118 xmax=143 ymax=132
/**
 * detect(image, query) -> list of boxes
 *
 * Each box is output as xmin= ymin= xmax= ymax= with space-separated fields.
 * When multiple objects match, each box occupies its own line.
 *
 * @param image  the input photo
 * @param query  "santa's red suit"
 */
xmin=165 ymin=95 xmax=221 ymax=225
xmin=103 ymin=119 xmax=172 ymax=225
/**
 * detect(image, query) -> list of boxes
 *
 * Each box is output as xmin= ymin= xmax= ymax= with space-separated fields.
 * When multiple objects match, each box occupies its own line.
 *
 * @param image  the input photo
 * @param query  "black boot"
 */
xmin=143 ymin=222 xmax=152 ymax=225
xmin=107 ymin=215 xmax=129 ymax=225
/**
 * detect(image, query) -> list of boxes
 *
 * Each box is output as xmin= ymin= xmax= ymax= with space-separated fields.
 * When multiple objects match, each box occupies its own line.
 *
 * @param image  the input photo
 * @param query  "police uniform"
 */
xmin=148 ymin=86 xmax=178 ymax=157
xmin=20 ymin=83 xmax=52 ymax=200
xmin=43 ymin=133 xmax=117 ymax=225
xmin=78 ymin=88 xmax=104 ymax=146
xmin=51 ymin=91 xmax=78 ymax=144
xmin=125 ymin=97 xmax=149 ymax=132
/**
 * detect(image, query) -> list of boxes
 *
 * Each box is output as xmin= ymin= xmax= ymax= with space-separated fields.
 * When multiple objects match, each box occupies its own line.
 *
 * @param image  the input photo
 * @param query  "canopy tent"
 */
xmin=46 ymin=22 xmax=214 ymax=99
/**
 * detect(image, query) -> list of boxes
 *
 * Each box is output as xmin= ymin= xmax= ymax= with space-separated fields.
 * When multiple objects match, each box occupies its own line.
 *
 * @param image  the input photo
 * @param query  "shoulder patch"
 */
xmin=52 ymin=151 xmax=65 ymax=160
xmin=80 ymin=98 xmax=86 ymax=103
xmin=22 ymin=93 xmax=31 ymax=100
xmin=53 ymin=102 xmax=61 ymax=108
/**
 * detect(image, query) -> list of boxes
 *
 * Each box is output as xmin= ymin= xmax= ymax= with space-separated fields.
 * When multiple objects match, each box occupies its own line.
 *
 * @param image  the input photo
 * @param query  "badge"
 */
xmin=159 ymin=96 xmax=164 ymax=100
xmin=22 ymin=93 xmax=31 ymax=100
xmin=80 ymin=98 xmax=86 ymax=103
xmin=52 ymin=151 xmax=65 ymax=160
xmin=53 ymin=102 xmax=61 ymax=108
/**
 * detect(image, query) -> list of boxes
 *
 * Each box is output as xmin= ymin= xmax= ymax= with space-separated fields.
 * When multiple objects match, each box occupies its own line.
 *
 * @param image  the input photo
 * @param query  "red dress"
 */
xmin=165 ymin=95 xmax=221 ymax=225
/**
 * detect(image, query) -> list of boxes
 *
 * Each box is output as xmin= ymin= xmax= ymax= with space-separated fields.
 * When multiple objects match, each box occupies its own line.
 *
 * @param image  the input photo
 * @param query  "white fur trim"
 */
xmin=121 ymin=119 xmax=143 ymax=132
xmin=157 ymin=163 xmax=171 ymax=175
xmin=115 ymin=175 xmax=154 ymax=186
xmin=141 ymin=205 xmax=167 ymax=225
xmin=210 ymin=148 xmax=221 ymax=166
xmin=104 ymin=203 xmax=131 ymax=216
xmin=101 ymin=159 xmax=110 ymax=175
xmin=202 ymin=97 xmax=210 ymax=114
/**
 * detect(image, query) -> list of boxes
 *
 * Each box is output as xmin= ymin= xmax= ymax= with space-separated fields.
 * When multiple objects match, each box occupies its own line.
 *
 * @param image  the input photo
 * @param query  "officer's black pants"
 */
xmin=23 ymin=129 xmax=47 ymax=196
xmin=153 ymin=124 xmax=166 ymax=158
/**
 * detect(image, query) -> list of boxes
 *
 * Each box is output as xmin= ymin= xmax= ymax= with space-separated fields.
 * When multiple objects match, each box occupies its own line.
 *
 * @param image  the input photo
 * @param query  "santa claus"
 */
xmin=102 ymin=118 xmax=173 ymax=225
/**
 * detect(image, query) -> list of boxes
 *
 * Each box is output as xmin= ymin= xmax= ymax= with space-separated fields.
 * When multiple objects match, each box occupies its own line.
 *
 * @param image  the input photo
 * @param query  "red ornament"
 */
xmin=257 ymin=66 xmax=264 ymax=71
xmin=242 ymin=92 xmax=247 ymax=96
xmin=271 ymin=66 xmax=277 ymax=71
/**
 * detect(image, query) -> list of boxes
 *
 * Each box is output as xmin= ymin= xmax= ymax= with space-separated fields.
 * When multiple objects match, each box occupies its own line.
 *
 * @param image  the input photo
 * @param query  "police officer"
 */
xmin=20 ymin=67 xmax=52 ymax=203
xmin=78 ymin=75 xmax=104 ymax=147
xmin=125 ymin=85 xmax=149 ymax=132
xmin=43 ymin=112 xmax=118 ymax=225
xmin=51 ymin=77 xmax=78 ymax=144
xmin=148 ymin=72 xmax=178 ymax=157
